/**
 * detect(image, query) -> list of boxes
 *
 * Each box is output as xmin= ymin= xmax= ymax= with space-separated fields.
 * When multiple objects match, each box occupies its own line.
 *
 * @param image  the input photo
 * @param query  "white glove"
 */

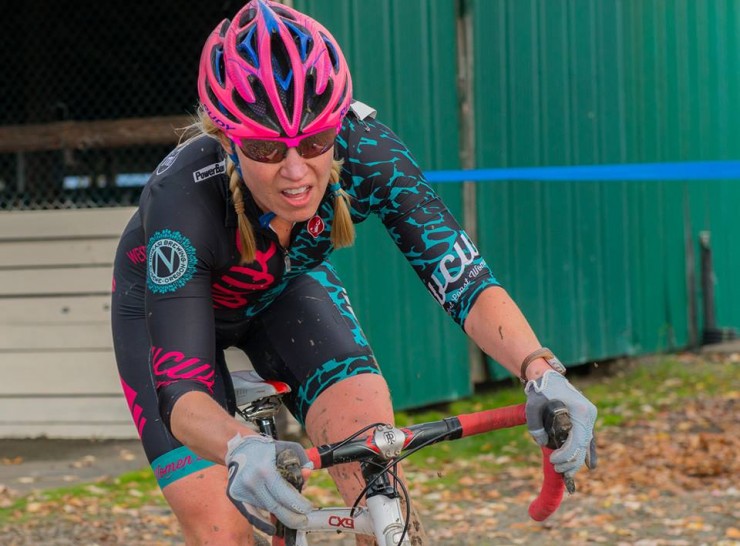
xmin=225 ymin=434 xmax=313 ymax=535
xmin=525 ymin=371 xmax=598 ymax=477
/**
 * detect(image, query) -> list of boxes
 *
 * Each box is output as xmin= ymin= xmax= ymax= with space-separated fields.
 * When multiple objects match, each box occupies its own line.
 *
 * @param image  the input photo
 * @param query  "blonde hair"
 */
xmin=178 ymin=107 xmax=355 ymax=263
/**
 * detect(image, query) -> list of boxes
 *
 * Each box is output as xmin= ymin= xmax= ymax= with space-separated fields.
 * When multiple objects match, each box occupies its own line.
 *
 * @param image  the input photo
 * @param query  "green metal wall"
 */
xmin=472 ymin=0 xmax=740 ymax=377
xmin=287 ymin=1 xmax=740 ymax=404
xmin=294 ymin=1 xmax=472 ymax=409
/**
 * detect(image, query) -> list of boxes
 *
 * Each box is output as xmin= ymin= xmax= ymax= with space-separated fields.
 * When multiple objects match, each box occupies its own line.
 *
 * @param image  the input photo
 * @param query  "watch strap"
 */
xmin=519 ymin=347 xmax=566 ymax=382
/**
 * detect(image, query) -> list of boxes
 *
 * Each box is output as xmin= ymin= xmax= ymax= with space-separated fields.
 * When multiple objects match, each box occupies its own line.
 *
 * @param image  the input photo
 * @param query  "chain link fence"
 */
xmin=0 ymin=0 xmax=244 ymax=210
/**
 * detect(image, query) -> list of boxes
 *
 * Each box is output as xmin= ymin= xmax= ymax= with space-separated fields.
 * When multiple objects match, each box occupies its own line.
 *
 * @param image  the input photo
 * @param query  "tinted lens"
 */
xmin=240 ymin=139 xmax=288 ymax=163
xmin=296 ymin=128 xmax=337 ymax=159
xmin=238 ymin=128 xmax=336 ymax=163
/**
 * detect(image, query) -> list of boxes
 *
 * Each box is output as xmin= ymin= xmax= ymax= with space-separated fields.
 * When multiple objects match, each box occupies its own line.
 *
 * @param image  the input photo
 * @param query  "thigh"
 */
xmin=242 ymin=261 xmax=380 ymax=425
xmin=304 ymin=372 xmax=394 ymax=444
xmin=304 ymin=374 xmax=429 ymax=545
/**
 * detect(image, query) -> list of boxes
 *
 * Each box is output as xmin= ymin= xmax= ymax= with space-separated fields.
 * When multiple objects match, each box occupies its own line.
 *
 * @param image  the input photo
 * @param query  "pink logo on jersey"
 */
xmin=126 ymin=245 xmax=147 ymax=265
xmin=307 ymin=215 xmax=325 ymax=238
xmin=212 ymin=243 xmax=278 ymax=309
xmin=151 ymin=347 xmax=216 ymax=392
xmin=120 ymin=378 xmax=147 ymax=438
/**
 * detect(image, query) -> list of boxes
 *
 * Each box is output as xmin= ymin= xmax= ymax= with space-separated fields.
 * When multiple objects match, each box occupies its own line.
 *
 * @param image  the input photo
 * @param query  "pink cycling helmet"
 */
xmin=198 ymin=0 xmax=352 ymax=142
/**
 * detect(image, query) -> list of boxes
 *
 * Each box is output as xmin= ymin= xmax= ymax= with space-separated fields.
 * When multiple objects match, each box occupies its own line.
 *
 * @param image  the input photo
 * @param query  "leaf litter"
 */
xmin=0 ymin=354 xmax=738 ymax=545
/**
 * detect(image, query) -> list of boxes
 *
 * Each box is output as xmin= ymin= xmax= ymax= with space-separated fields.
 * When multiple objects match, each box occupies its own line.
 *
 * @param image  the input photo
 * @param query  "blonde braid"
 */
xmin=227 ymin=158 xmax=257 ymax=263
xmin=330 ymin=159 xmax=355 ymax=249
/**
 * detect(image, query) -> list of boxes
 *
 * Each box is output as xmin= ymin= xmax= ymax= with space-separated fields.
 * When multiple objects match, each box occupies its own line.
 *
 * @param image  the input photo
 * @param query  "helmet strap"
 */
xmin=228 ymin=142 xmax=243 ymax=179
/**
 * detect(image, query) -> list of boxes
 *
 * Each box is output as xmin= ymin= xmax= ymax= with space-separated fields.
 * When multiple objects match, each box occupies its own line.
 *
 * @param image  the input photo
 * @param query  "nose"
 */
xmin=280 ymin=148 xmax=309 ymax=180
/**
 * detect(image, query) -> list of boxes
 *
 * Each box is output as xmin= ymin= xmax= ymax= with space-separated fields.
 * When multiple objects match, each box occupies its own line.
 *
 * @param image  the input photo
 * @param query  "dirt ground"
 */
xmin=0 ymin=438 xmax=148 ymax=495
xmin=1 ymin=348 xmax=738 ymax=545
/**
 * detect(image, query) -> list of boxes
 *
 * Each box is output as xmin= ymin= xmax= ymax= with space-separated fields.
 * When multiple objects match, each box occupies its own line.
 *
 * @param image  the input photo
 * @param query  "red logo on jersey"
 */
xmin=307 ymin=215 xmax=325 ymax=238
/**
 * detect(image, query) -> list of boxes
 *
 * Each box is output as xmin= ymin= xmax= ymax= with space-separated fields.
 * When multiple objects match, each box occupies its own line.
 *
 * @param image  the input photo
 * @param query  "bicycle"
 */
xmin=231 ymin=370 xmax=575 ymax=546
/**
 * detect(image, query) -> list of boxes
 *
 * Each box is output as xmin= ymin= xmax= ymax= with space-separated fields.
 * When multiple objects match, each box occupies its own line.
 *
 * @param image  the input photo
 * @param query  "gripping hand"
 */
xmin=525 ymin=371 xmax=598 ymax=478
xmin=225 ymin=434 xmax=313 ymax=535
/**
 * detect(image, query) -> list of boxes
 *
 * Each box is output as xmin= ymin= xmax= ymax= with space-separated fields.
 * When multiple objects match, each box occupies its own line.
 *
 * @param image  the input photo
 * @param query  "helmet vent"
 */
xmin=205 ymin=84 xmax=240 ymax=124
xmin=238 ymin=7 xmax=257 ymax=28
xmin=218 ymin=19 xmax=231 ymax=38
xmin=320 ymin=33 xmax=340 ymax=73
xmin=269 ymin=33 xmax=295 ymax=120
xmin=284 ymin=20 xmax=313 ymax=62
xmin=301 ymin=70 xmax=333 ymax=130
xmin=232 ymin=79 xmax=282 ymax=134
xmin=272 ymin=5 xmax=297 ymax=21
xmin=214 ymin=47 xmax=226 ymax=87
xmin=332 ymin=79 xmax=349 ymax=114
xmin=237 ymin=27 xmax=260 ymax=69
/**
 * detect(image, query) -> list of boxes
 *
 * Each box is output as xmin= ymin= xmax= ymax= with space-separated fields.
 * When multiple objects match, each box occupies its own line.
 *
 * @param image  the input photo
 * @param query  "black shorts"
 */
xmin=112 ymin=262 xmax=379 ymax=488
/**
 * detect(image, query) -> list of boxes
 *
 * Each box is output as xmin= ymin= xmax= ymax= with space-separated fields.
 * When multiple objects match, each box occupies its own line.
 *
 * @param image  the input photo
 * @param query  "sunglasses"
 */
xmin=235 ymin=127 xmax=338 ymax=164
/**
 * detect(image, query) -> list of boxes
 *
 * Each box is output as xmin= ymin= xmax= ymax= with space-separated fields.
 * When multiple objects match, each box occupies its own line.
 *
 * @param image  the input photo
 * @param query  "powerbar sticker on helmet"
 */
xmin=146 ymin=230 xmax=197 ymax=294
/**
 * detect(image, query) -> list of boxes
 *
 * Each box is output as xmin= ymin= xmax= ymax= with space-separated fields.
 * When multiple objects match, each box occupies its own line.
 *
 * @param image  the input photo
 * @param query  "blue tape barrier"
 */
xmin=424 ymin=160 xmax=740 ymax=183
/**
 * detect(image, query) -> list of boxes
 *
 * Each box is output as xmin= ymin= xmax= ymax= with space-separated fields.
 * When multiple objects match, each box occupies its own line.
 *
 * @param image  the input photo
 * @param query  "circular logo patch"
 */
xmin=307 ymin=215 xmax=325 ymax=238
xmin=146 ymin=230 xmax=197 ymax=294
xmin=155 ymin=147 xmax=183 ymax=175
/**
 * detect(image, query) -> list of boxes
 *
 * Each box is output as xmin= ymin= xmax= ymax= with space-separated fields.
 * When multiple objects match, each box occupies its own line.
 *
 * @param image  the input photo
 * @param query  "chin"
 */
xmin=283 ymin=209 xmax=317 ymax=224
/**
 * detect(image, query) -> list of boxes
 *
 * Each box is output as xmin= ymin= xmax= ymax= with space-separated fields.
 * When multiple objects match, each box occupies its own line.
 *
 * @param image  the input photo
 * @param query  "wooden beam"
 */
xmin=0 ymin=115 xmax=193 ymax=154
xmin=0 ymin=208 xmax=136 ymax=240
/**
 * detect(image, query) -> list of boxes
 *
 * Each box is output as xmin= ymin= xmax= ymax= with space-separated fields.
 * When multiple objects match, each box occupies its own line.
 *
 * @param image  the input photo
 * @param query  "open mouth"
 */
xmin=281 ymin=185 xmax=310 ymax=197
xmin=280 ymin=185 xmax=313 ymax=207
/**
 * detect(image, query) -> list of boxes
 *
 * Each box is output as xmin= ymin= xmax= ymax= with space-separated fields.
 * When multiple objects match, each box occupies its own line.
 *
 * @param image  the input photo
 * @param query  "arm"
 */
xmin=463 ymin=285 xmax=553 ymax=381
xmin=138 ymin=144 xmax=258 ymax=463
xmin=141 ymin=150 xmax=312 ymax=534
xmin=339 ymin=116 xmax=558 ymax=381
xmin=465 ymin=285 xmax=598 ymax=479
xmin=170 ymin=391 xmax=255 ymax=463
xmin=338 ymin=116 xmax=500 ymax=324
xmin=340 ymin=116 xmax=596 ymax=478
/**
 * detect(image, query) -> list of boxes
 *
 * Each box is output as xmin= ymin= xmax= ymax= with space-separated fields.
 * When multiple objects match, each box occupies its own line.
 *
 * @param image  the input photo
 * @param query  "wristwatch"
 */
xmin=519 ymin=347 xmax=566 ymax=382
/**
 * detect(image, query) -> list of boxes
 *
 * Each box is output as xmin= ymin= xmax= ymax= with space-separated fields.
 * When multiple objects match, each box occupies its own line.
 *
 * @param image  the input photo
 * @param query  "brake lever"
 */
xmin=543 ymin=399 xmax=577 ymax=494
xmin=275 ymin=449 xmax=305 ymax=546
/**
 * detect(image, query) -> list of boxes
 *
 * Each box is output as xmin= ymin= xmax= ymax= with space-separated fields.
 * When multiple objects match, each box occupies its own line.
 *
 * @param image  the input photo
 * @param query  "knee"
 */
xmin=162 ymin=468 xmax=252 ymax=546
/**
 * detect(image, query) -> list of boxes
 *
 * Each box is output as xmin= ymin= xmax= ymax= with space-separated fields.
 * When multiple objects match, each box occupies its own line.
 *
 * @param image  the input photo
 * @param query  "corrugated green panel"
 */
xmin=474 ymin=0 xmax=740 ymax=379
xmin=473 ymin=0 xmax=632 ymax=375
xmin=286 ymin=0 xmax=740 ymax=397
xmin=624 ymin=0 xmax=740 ymax=339
xmin=294 ymin=1 xmax=470 ymax=408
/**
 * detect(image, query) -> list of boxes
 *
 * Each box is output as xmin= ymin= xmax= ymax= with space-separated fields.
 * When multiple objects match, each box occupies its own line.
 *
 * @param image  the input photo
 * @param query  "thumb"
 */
xmin=585 ymin=436 xmax=598 ymax=470
xmin=525 ymin=398 xmax=548 ymax=446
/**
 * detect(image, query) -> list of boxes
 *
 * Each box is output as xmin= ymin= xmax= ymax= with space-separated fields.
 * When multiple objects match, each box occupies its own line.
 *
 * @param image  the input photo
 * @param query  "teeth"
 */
xmin=283 ymin=186 xmax=309 ymax=196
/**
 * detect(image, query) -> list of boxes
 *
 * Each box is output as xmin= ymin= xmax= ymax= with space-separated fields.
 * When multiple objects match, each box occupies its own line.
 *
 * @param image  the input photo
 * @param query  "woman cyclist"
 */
xmin=111 ymin=1 xmax=598 ymax=544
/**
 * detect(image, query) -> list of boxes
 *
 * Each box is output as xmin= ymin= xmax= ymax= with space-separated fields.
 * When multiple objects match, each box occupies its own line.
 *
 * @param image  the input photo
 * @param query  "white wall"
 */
xmin=0 ymin=208 xmax=255 ymax=439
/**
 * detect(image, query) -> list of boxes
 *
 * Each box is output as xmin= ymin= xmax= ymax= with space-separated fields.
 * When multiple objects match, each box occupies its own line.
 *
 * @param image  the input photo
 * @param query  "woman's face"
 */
xmin=235 ymin=144 xmax=334 ymax=225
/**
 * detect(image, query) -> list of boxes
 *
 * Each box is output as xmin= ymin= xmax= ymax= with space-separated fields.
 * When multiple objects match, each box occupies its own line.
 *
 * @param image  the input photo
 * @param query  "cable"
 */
xmin=328 ymin=422 xmax=386 ymax=451
xmin=334 ymin=424 xmax=457 ymax=545
xmin=349 ymin=464 xmax=411 ymax=545
xmin=347 ymin=428 xmax=453 ymax=545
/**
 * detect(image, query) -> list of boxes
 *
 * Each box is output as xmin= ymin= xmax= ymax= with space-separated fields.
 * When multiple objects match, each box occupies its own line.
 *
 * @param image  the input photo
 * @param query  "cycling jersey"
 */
xmin=111 ymin=110 xmax=499 ymax=482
